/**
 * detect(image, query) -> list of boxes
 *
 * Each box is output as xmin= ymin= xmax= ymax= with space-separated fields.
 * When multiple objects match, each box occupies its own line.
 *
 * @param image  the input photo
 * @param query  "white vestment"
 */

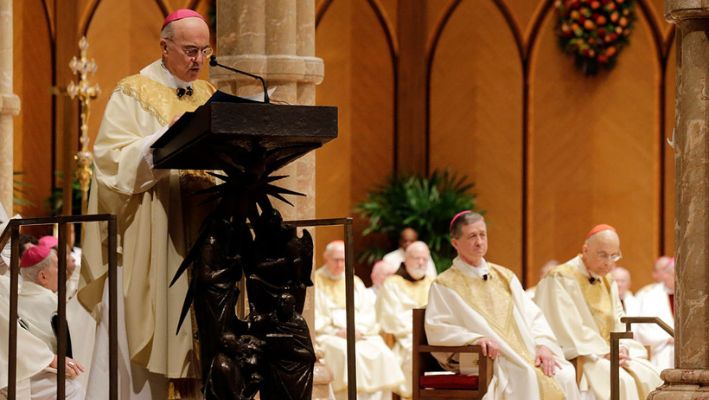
xmin=0 ymin=276 xmax=82 ymax=400
xmin=425 ymin=258 xmax=580 ymax=400
xmin=17 ymin=283 xmax=59 ymax=353
xmin=376 ymin=273 xmax=434 ymax=397
xmin=635 ymin=283 xmax=674 ymax=371
xmin=535 ymin=256 xmax=663 ymax=400
xmin=525 ymin=285 xmax=538 ymax=301
xmin=17 ymin=281 xmax=94 ymax=391
xmin=383 ymin=248 xmax=437 ymax=278
xmin=314 ymin=267 xmax=404 ymax=398
xmin=81 ymin=60 xmax=215 ymax=393
xmin=619 ymin=292 xmax=640 ymax=317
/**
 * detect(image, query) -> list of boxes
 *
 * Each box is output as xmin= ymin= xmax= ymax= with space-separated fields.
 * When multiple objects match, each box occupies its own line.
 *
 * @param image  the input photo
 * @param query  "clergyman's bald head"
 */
xmin=582 ymin=226 xmax=621 ymax=277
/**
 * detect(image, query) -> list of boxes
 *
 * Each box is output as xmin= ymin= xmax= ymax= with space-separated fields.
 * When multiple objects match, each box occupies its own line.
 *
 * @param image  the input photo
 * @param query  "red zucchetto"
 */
xmin=20 ymin=245 xmax=51 ymax=268
xmin=585 ymin=224 xmax=616 ymax=239
xmin=449 ymin=210 xmax=472 ymax=231
xmin=38 ymin=235 xmax=58 ymax=249
xmin=162 ymin=9 xmax=205 ymax=30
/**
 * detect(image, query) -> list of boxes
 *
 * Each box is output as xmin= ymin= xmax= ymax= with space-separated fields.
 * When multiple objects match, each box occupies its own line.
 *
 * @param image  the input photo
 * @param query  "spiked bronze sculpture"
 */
xmin=153 ymin=96 xmax=336 ymax=400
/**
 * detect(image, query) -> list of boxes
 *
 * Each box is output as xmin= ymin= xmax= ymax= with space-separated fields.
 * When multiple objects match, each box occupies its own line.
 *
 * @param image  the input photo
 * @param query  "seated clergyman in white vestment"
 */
xmin=33 ymin=235 xmax=96 ymax=389
xmin=376 ymin=241 xmax=435 ymax=398
xmin=367 ymin=260 xmax=398 ymax=298
xmin=425 ymin=211 xmax=580 ymax=400
xmin=15 ymin=245 xmax=86 ymax=399
xmin=314 ymin=240 xmax=404 ymax=400
xmin=383 ymin=227 xmax=437 ymax=278
xmin=80 ymin=9 xmax=217 ymax=399
xmin=1 ymin=274 xmax=82 ymax=400
xmin=635 ymin=256 xmax=675 ymax=371
xmin=535 ymin=224 xmax=663 ymax=400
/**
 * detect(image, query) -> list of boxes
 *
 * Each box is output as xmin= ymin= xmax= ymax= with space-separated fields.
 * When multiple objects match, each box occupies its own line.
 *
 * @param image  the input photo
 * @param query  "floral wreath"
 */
xmin=555 ymin=0 xmax=637 ymax=75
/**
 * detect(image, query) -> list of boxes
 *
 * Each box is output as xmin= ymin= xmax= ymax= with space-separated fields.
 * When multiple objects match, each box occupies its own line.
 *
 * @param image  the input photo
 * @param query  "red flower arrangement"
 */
xmin=555 ymin=0 xmax=636 ymax=74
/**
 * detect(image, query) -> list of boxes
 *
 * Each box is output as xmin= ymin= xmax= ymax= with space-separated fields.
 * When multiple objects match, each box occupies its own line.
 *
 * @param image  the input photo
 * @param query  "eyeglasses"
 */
xmin=596 ymin=251 xmax=622 ymax=263
xmin=167 ymin=38 xmax=213 ymax=59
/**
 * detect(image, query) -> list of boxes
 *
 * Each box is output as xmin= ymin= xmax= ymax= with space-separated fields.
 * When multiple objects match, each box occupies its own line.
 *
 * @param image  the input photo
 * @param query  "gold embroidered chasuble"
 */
xmin=81 ymin=60 xmax=216 ymax=379
xmin=314 ymin=268 xmax=406 ymax=393
xmin=377 ymin=273 xmax=434 ymax=339
xmin=314 ymin=268 xmax=348 ymax=309
xmin=314 ymin=267 xmax=381 ymax=337
xmin=535 ymin=256 xmax=664 ymax=400
xmin=116 ymin=74 xmax=214 ymax=126
xmin=551 ymin=264 xmax=615 ymax=343
xmin=436 ymin=264 xmax=565 ymax=400
xmin=118 ymin=73 xmax=218 ymax=191
xmin=386 ymin=274 xmax=434 ymax=307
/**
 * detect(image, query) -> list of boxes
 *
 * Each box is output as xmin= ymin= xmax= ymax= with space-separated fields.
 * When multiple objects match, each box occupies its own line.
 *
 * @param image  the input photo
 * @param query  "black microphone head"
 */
xmin=209 ymin=55 xmax=217 ymax=66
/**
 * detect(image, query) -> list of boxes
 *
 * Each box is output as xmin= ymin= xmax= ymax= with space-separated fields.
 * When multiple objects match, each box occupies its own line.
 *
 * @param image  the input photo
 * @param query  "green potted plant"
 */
xmin=356 ymin=169 xmax=480 ymax=272
xmin=13 ymin=171 xmax=34 ymax=208
xmin=46 ymin=171 xmax=82 ymax=216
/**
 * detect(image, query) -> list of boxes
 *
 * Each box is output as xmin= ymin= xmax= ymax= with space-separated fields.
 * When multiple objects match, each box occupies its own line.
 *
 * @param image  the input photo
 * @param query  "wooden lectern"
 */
xmin=152 ymin=94 xmax=337 ymax=170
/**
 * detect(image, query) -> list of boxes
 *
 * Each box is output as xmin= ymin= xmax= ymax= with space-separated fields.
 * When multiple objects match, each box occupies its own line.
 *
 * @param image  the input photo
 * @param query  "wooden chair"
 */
xmin=412 ymin=308 xmax=492 ymax=400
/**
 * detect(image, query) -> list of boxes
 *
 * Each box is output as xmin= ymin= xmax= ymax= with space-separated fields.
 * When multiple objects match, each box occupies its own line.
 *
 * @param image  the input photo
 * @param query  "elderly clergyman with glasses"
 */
xmin=535 ymin=225 xmax=663 ymax=400
xmin=81 ymin=9 xmax=215 ymax=399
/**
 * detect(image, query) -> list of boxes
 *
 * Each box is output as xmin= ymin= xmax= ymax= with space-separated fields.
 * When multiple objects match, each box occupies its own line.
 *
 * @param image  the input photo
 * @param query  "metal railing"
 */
xmin=1 ymin=214 xmax=117 ymax=400
xmin=286 ymin=217 xmax=356 ymax=400
xmin=610 ymin=316 xmax=674 ymax=400
xmin=3 ymin=215 xmax=353 ymax=399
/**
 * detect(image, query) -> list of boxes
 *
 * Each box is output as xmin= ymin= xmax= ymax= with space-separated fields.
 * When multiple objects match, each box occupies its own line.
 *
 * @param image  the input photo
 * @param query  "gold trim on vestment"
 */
xmin=117 ymin=74 xmax=217 ymax=184
xmin=551 ymin=264 xmax=614 ymax=343
xmin=387 ymin=274 xmax=434 ymax=307
xmin=314 ymin=269 xmax=348 ymax=309
xmin=436 ymin=264 xmax=565 ymax=400
xmin=115 ymin=74 xmax=214 ymax=125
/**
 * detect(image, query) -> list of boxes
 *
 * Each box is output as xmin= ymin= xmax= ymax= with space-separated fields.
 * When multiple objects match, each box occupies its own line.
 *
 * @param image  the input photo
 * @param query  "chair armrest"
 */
xmin=417 ymin=344 xmax=485 ymax=353
xmin=413 ymin=309 xmax=494 ymax=399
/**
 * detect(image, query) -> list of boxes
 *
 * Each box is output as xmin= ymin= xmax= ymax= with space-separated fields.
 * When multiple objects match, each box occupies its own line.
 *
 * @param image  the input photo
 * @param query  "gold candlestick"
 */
xmin=67 ymin=36 xmax=100 ymax=214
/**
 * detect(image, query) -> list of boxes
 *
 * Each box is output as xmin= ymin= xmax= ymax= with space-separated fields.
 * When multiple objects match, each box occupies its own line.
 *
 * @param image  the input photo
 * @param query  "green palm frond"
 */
xmin=355 ymin=169 xmax=481 ymax=272
xmin=13 ymin=171 xmax=35 ymax=207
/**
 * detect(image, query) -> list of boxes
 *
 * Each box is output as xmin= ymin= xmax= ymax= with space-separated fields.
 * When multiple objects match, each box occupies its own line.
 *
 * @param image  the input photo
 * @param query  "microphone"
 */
xmin=209 ymin=55 xmax=269 ymax=103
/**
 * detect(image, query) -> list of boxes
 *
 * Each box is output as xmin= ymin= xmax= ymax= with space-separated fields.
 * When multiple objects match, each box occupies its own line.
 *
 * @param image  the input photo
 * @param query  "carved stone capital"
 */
xmin=666 ymin=0 xmax=709 ymax=22
xmin=210 ymin=54 xmax=324 ymax=85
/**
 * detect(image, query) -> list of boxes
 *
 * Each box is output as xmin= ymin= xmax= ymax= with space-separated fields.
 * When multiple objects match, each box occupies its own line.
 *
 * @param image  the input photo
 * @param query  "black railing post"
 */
xmin=108 ymin=215 xmax=118 ymax=400
xmin=8 ymin=226 xmax=19 ymax=400
xmin=57 ymin=223 xmax=67 ymax=399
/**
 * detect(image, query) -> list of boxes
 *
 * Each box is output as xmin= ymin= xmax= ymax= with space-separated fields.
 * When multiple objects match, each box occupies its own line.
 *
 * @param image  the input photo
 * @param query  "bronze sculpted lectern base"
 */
xmin=152 ymin=94 xmax=337 ymax=400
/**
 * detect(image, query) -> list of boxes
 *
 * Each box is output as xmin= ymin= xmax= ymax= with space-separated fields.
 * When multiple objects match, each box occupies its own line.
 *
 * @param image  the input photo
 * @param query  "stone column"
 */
xmin=649 ymin=2 xmax=709 ymax=398
xmin=213 ymin=0 xmax=323 ymax=221
xmin=0 ymin=0 xmax=20 ymax=213
xmin=214 ymin=1 xmax=331 ymax=397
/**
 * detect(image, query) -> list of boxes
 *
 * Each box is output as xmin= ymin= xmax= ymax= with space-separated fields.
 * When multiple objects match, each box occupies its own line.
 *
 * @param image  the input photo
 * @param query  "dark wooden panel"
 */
xmin=396 ymin=2 xmax=426 ymax=175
